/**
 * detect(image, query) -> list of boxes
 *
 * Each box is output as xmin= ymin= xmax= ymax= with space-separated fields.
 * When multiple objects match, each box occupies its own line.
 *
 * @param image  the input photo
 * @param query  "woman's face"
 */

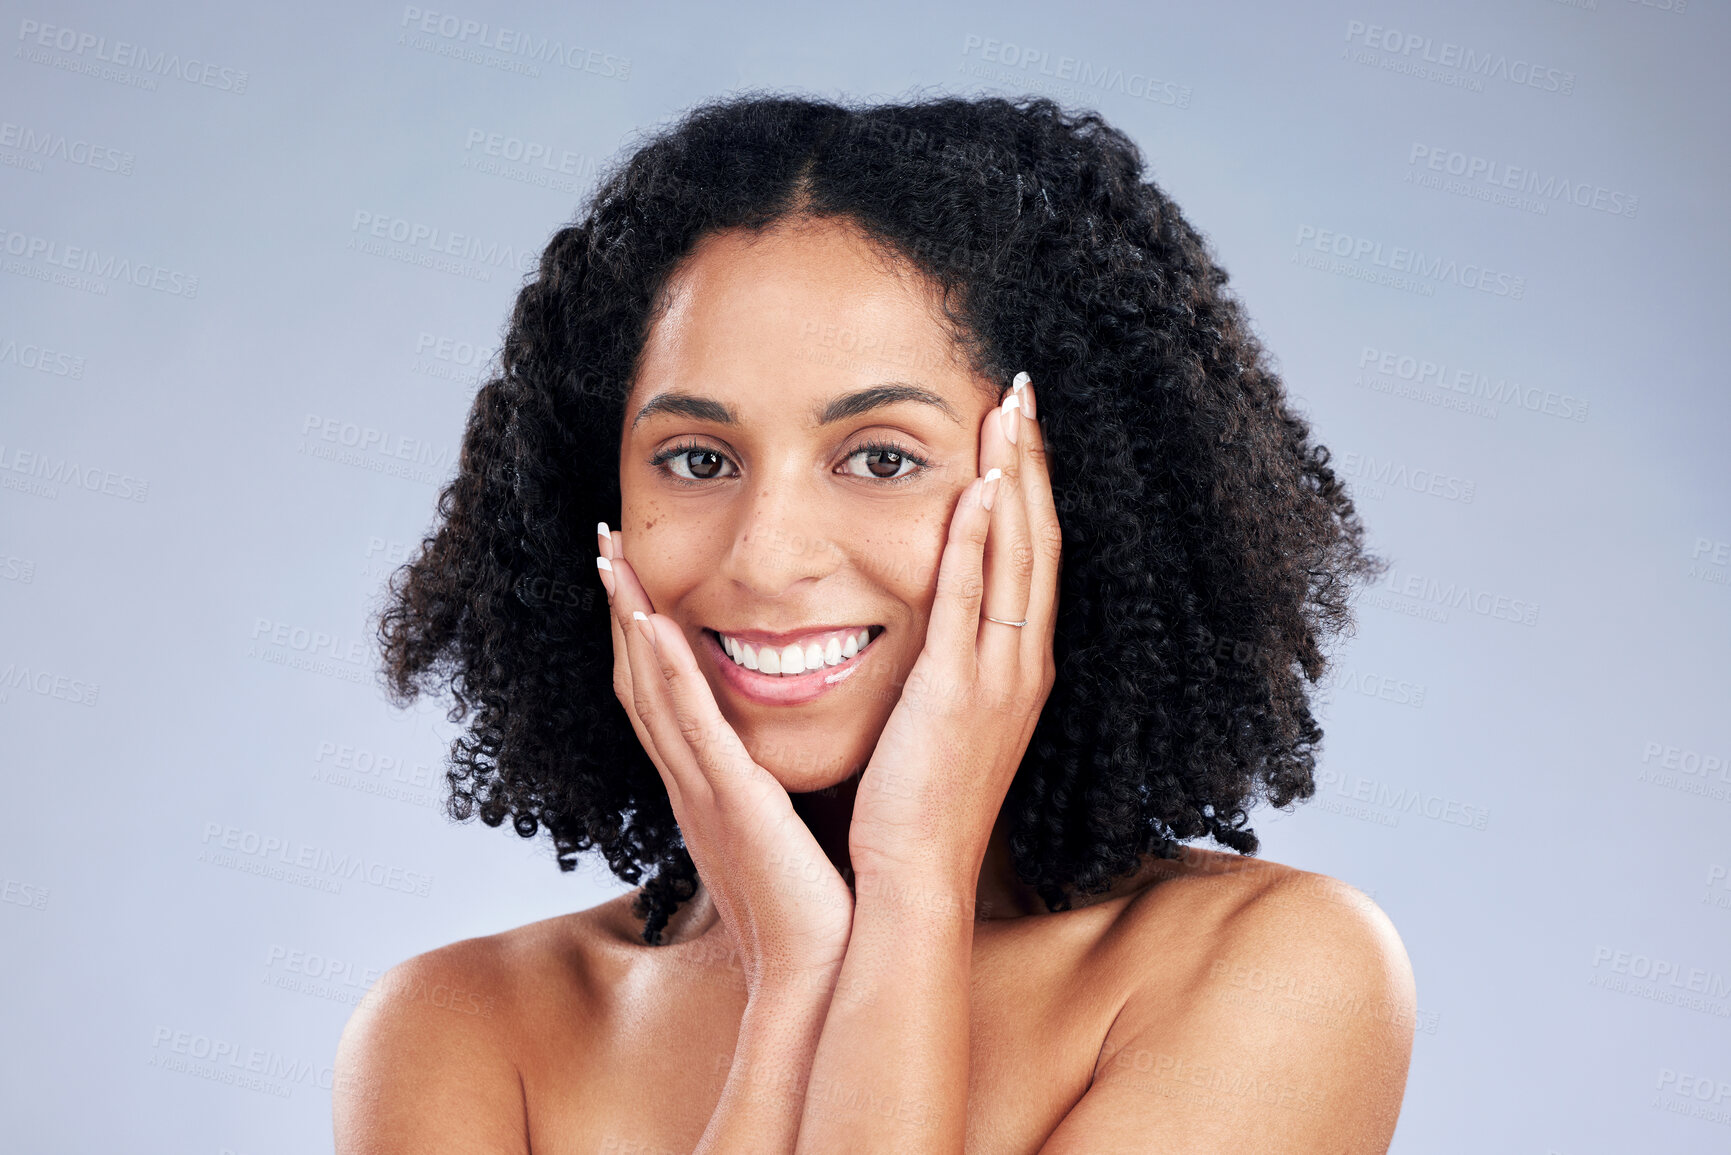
xmin=619 ymin=216 xmax=1002 ymax=792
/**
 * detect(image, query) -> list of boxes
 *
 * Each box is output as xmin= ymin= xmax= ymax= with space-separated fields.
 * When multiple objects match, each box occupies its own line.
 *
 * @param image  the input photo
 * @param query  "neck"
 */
xmin=655 ymin=772 xmax=1050 ymax=947
xmin=788 ymin=769 xmax=864 ymax=888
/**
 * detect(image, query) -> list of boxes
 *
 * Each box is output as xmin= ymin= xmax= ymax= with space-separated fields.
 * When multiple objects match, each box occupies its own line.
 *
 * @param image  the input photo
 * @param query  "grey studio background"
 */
xmin=2 ymin=0 xmax=1727 ymax=1151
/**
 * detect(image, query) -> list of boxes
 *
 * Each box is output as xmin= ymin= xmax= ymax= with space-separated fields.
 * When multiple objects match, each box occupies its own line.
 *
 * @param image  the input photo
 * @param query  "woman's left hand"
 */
xmin=846 ymin=373 xmax=1062 ymax=889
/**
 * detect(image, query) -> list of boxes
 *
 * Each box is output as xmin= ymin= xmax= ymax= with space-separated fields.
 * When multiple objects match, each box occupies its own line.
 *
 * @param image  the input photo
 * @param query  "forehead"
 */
xmin=627 ymin=218 xmax=983 ymax=418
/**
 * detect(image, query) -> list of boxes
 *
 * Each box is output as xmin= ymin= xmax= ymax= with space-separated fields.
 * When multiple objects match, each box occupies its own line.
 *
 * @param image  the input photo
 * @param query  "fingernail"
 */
xmin=1000 ymin=392 xmax=1020 ymax=444
xmin=1014 ymin=372 xmax=1036 ymax=420
xmin=982 ymin=466 xmax=1002 ymax=511
xmin=595 ymin=555 xmax=615 ymax=598
xmin=632 ymin=610 xmax=656 ymax=649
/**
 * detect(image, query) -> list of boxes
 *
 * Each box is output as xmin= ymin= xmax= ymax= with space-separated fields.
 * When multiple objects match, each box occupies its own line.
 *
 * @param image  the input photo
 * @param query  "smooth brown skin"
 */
xmin=334 ymin=218 xmax=1417 ymax=1153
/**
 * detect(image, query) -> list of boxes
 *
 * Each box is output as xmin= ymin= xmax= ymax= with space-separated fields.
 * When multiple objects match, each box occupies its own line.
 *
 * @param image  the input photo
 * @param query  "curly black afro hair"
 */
xmin=376 ymin=92 xmax=1384 ymax=946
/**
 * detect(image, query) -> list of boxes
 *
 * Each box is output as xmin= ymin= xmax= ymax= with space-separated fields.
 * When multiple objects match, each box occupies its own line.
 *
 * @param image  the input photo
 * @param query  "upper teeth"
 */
xmin=719 ymin=628 xmax=873 ymax=675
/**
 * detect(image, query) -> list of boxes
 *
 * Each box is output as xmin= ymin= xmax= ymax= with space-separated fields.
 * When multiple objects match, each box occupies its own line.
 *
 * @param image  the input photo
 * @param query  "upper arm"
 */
xmin=333 ymin=941 xmax=529 ymax=1155
xmin=1040 ymin=873 xmax=1417 ymax=1154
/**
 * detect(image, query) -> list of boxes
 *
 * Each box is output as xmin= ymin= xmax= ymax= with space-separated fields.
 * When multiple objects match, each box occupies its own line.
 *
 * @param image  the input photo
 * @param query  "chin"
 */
xmin=704 ymin=675 xmax=888 ymax=796
xmin=735 ymin=736 xmax=865 ymax=796
xmin=768 ymin=758 xmax=864 ymax=797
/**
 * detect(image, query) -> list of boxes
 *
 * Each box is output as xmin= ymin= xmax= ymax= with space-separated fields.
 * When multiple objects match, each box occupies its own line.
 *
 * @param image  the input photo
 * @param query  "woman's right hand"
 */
xmin=596 ymin=524 xmax=856 ymax=997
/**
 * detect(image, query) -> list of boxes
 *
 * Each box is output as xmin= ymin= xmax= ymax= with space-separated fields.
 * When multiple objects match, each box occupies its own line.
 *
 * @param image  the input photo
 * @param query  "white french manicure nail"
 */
xmin=597 ymin=556 xmax=613 ymax=572
xmin=1012 ymin=371 xmax=1031 ymax=392
xmin=632 ymin=611 xmax=647 ymax=621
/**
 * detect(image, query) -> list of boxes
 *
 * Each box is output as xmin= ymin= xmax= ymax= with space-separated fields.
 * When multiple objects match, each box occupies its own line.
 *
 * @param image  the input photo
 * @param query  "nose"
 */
xmin=718 ymin=471 xmax=845 ymax=599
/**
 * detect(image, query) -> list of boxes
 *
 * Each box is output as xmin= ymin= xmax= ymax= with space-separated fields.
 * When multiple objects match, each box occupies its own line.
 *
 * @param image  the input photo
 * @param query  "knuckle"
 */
xmin=1036 ymin=519 xmax=1064 ymax=560
xmin=676 ymin=712 xmax=708 ymax=749
xmin=947 ymin=575 xmax=984 ymax=603
xmin=612 ymin=657 xmax=634 ymax=706
xmin=936 ymin=566 xmax=981 ymax=600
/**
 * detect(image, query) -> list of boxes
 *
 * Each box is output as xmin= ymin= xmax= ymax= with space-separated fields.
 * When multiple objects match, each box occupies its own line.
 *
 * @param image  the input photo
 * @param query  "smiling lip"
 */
xmin=703 ymin=627 xmax=882 ymax=706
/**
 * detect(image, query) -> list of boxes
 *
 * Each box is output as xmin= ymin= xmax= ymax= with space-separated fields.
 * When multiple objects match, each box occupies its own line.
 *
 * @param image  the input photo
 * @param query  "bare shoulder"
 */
xmin=1145 ymin=848 xmax=1409 ymax=977
xmin=1116 ymin=847 xmax=1410 ymax=987
xmin=1046 ymin=850 xmax=1416 ymax=1153
xmin=1184 ymin=852 xmax=1416 ymax=1039
xmin=333 ymin=898 xmax=629 ymax=1155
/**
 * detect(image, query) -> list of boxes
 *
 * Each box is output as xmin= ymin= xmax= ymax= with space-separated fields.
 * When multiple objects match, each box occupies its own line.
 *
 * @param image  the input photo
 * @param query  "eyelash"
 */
xmin=649 ymin=439 xmax=931 ymax=488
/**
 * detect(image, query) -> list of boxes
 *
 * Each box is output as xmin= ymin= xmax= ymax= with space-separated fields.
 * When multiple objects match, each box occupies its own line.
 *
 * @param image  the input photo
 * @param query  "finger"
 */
xmin=596 ymin=522 xmax=644 ymax=747
xmin=598 ymin=530 xmax=692 ymax=810
xmin=636 ymin=609 xmax=761 ymax=798
xmin=923 ymin=474 xmax=992 ymax=682
xmin=978 ymin=387 xmax=1035 ymax=678
xmin=1010 ymin=373 xmax=1062 ymax=667
xmin=606 ymin=596 xmax=684 ymax=812
xmin=610 ymin=555 xmax=711 ymax=808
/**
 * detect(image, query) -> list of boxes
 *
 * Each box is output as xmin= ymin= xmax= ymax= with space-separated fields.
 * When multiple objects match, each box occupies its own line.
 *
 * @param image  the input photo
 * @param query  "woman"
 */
xmin=335 ymin=93 xmax=1416 ymax=1153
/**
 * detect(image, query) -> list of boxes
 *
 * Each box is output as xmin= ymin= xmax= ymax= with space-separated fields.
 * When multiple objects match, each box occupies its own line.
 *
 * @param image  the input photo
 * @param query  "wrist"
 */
xmin=849 ymin=855 xmax=984 ymax=926
xmin=746 ymin=957 xmax=845 ymax=1010
xmin=849 ymin=826 xmax=986 ymax=884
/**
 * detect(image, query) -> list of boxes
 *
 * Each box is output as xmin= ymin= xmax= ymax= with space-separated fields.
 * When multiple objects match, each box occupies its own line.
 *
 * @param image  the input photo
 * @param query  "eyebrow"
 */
xmin=630 ymin=382 xmax=961 ymax=429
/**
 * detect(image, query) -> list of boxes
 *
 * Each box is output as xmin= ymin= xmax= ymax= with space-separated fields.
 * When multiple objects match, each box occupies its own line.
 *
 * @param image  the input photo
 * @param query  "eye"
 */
xmin=839 ymin=440 xmax=930 ymax=485
xmin=649 ymin=438 xmax=932 ymax=487
xmin=650 ymin=440 xmax=737 ymax=484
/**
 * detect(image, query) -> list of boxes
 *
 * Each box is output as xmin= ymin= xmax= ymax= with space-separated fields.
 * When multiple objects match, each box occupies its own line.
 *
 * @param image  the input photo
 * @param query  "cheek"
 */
xmin=850 ymin=504 xmax=948 ymax=608
xmin=622 ymin=497 xmax=709 ymax=595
